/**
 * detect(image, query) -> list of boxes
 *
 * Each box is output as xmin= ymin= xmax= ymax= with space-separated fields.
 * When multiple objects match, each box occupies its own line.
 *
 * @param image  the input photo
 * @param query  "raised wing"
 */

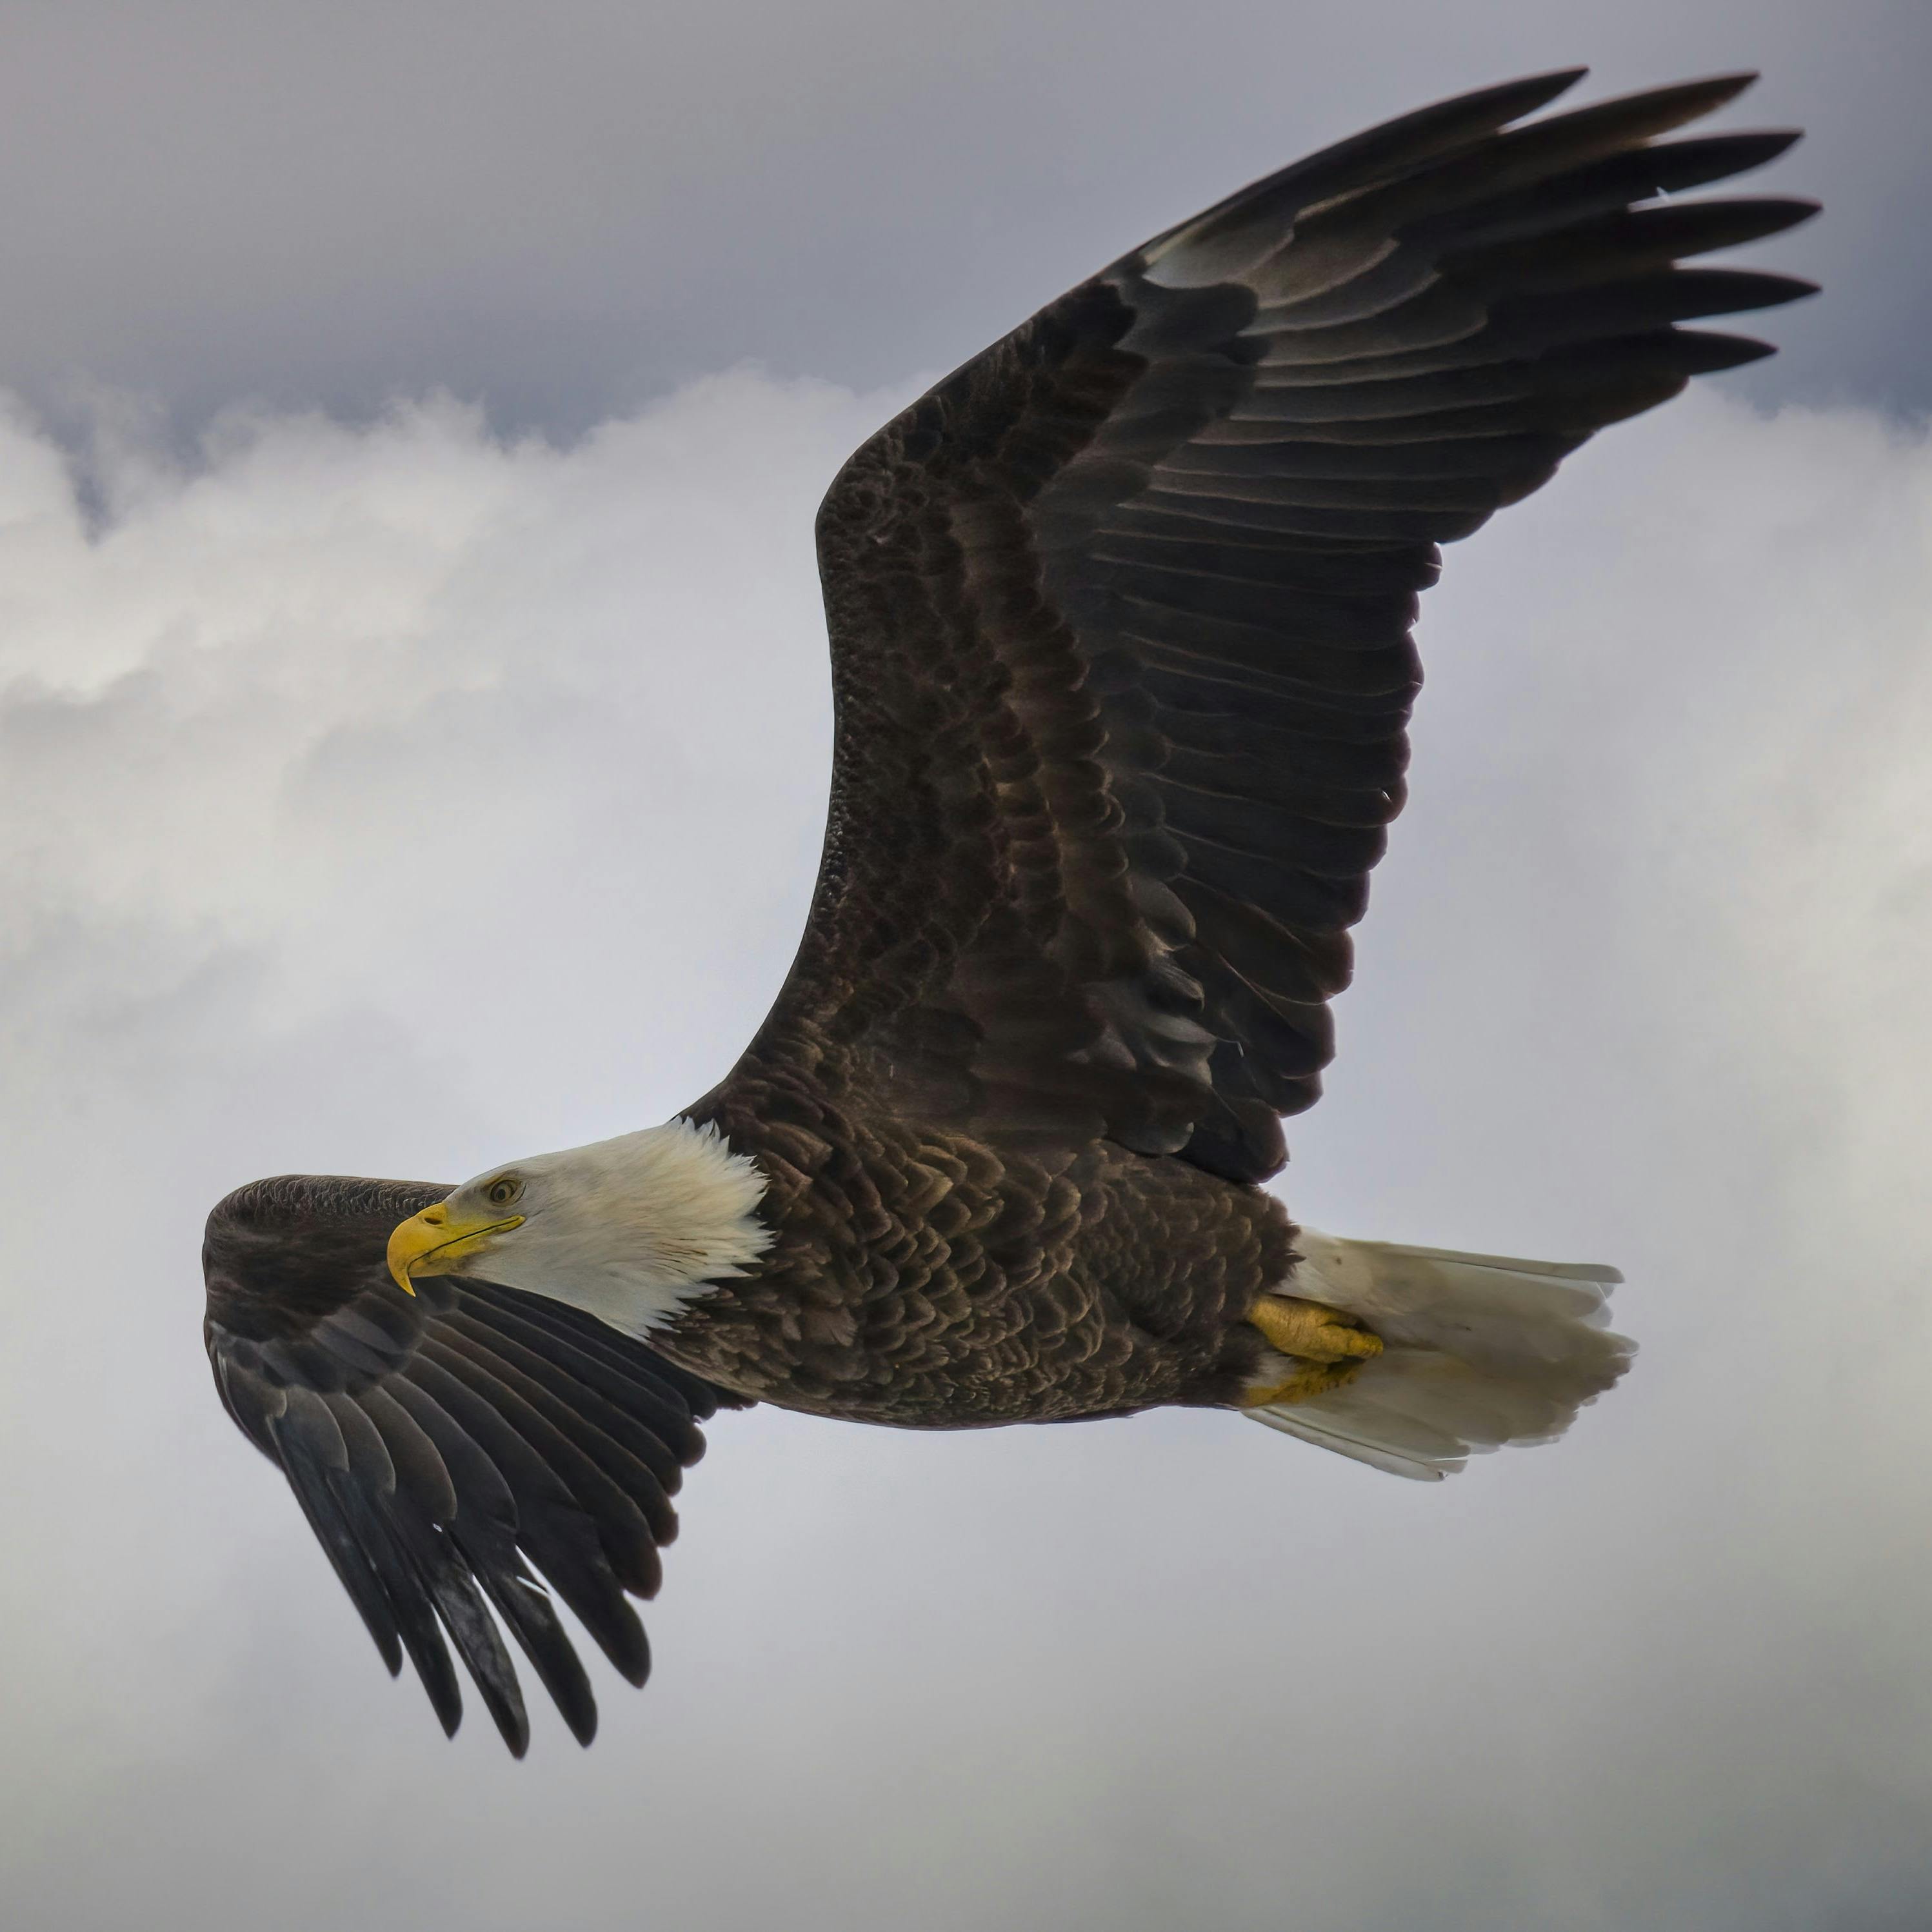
xmin=203 ymin=1174 xmax=746 ymax=1753
xmin=742 ymin=69 xmax=1815 ymax=1180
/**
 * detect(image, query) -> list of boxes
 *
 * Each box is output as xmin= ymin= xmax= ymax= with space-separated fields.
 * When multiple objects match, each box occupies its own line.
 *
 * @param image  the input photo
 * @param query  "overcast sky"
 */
xmin=1 ymin=6 xmax=1929 ymax=1931
xmin=0 ymin=0 xmax=1925 ymax=441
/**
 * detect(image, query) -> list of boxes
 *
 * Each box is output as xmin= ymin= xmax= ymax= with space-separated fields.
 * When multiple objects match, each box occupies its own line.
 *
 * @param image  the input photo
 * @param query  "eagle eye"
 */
xmin=486 ymin=1175 xmax=523 ymax=1208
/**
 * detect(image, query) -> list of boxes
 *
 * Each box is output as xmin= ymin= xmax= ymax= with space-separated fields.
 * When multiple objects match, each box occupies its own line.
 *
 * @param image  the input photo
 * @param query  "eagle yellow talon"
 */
xmin=1248 ymin=1293 xmax=1382 ymax=1364
xmin=1240 ymin=1293 xmax=1383 ymax=1408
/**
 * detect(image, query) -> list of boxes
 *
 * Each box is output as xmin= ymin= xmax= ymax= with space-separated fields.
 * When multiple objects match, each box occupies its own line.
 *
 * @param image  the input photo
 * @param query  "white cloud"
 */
xmin=0 ymin=373 xmax=1927 ymax=1931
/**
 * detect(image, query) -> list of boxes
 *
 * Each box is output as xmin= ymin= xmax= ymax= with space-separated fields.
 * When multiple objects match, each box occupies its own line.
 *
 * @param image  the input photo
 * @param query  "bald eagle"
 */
xmin=201 ymin=69 xmax=1815 ymax=1753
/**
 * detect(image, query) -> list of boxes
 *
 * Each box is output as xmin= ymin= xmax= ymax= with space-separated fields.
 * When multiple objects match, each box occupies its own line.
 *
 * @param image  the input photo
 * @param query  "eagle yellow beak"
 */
xmin=386 ymin=1202 xmax=526 ymax=1297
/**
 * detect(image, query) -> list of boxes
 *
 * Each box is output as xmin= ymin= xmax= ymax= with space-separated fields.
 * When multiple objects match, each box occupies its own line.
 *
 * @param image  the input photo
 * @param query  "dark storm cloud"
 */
xmin=0 ymin=0 xmax=1919 ymax=441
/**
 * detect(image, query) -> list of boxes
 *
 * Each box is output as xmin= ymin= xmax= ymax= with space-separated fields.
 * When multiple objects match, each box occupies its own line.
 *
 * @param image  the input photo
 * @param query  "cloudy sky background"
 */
xmin=1 ymin=5 xmax=1929 ymax=1929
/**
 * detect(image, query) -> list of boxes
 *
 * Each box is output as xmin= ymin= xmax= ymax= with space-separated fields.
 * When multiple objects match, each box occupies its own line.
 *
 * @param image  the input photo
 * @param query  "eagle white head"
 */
xmin=385 ymin=1119 xmax=773 ymax=1335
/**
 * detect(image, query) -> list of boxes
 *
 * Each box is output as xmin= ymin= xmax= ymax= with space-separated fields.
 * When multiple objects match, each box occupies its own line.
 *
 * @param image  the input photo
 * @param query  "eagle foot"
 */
xmin=1240 ymin=1293 xmax=1383 ymax=1408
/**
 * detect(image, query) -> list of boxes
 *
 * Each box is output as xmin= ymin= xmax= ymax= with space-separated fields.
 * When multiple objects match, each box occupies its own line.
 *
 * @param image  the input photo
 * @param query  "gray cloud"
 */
xmin=0 ymin=367 xmax=1927 ymax=1929
xmin=0 ymin=0 xmax=1918 ymax=444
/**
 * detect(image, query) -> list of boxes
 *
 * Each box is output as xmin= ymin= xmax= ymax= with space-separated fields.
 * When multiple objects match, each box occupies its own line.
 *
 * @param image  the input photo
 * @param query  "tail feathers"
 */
xmin=1249 ymin=1231 xmax=1633 ymax=1482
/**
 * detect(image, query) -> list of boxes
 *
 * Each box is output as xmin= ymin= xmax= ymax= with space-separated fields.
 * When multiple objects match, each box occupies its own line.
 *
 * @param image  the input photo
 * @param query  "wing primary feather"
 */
xmin=403 ymin=1353 xmax=652 ymax=1686
xmin=380 ymin=1371 xmax=601 ymax=1745
xmin=400 ymin=1525 xmax=531 ymax=1757
xmin=268 ymin=1419 xmax=406 ymax=1679
xmin=452 ymin=1293 xmax=704 ymax=1471
xmin=444 ymin=1309 xmax=686 ymax=1492
xmin=423 ymin=1329 xmax=671 ymax=1582
xmin=461 ymin=1279 xmax=733 ymax=1433
xmin=1143 ymin=70 xmax=1591 ymax=286
xmin=461 ymin=1548 xmax=601 ymax=1749
xmin=319 ymin=1471 xmax=467 ymax=1738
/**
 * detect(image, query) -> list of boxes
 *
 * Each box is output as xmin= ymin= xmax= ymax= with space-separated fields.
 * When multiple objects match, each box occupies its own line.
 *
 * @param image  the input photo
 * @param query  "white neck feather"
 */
xmin=463 ymin=1118 xmax=773 ymax=1337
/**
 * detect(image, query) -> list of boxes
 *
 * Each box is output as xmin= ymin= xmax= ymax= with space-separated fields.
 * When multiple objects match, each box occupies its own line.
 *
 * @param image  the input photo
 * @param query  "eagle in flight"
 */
xmin=201 ymin=69 xmax=1815 ymax=1752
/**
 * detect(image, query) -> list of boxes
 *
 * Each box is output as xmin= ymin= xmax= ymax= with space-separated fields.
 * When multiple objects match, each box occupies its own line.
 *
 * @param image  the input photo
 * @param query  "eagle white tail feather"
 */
xmin=1248 ymin=1231 xmax=1633 ymax=1482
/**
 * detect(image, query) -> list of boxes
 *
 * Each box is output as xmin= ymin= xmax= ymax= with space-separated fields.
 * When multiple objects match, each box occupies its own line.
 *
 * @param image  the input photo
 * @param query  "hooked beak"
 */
xmin=386 ymin=1202 xmax=525 ymax=1296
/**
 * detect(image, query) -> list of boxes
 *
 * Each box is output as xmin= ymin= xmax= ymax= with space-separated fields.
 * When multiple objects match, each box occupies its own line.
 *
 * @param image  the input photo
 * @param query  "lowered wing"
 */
xmin=203 ymin=1174 xmax=746 ymax=1753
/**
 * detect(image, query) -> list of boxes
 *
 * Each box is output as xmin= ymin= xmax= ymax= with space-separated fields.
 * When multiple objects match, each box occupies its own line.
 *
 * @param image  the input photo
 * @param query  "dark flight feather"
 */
xmin=203 ymin=1174 xmax=744 ymax=1751
xmin=730 ymin=68 xmax=1814 ymax=1179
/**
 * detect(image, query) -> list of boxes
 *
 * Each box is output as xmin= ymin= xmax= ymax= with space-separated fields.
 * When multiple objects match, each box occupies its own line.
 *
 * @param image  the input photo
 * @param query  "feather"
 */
xmin=203 ymin=1174 xmax=737 ymax=1749
xmin=1249 ymin=1231 xmax=1634 ymax=1479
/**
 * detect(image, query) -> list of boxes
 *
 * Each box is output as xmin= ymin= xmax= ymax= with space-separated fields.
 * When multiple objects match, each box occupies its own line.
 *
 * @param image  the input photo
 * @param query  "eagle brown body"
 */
xmin=200 ymin=70 xmax=1815 ymax=1751
xmin=671 ymin=1073 xmax=1285 ymax=1425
